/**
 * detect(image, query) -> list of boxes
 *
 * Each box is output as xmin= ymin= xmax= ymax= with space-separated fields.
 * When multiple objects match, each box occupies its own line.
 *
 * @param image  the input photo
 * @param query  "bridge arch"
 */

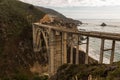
xmin=35 ymin=28 xmax=49 ymax=51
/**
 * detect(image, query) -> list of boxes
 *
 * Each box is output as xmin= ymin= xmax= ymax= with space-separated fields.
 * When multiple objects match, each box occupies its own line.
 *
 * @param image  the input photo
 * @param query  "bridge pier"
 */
xmin=32 ymin=24 xmax=36 ymax=50
xmin=49 ymin=30 xmax=55 ymax=75
xmin=110 ymin=40 xmax=116 ymax=64
xmin=62 ymin=32 xmax=67 ymax=64
xmin=76 ymin=35 xmax=80 ymax=64
xmin=55 ymin=31 xmax=62 ymax=70
xmin=99 ymin=39 xmax=116 ymax=64
xmin=70 ymin=34 xmax=73 ymax=64
xmin=85 ymin=36 xmax=89 ymax=64
xmin=49 ymin=31 xmax=68 ymax=75
xmin=99 ymin=39 xmax=105 ymax=64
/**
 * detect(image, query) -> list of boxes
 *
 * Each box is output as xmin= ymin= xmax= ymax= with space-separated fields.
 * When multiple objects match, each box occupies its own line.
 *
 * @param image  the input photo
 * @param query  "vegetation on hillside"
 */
xmin=0 ymin=0 xmax=46 ymax=79
xmin=0 ymin=0 xmax=45 ymax=54
xmin=37 ymin=6 xmax=82 ymax=27
xmin=51 ymin=62 xmax=120 ymax=80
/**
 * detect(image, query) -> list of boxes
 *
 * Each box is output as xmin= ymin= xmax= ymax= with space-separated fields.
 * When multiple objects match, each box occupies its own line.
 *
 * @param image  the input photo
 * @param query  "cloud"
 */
xmin=19 ymin=0 xmax=120 ymax=7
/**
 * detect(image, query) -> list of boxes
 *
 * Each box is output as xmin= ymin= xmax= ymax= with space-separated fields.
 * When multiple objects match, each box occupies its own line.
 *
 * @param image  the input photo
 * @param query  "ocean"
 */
xmin=78 ymin=19 xmax=120 ymax=64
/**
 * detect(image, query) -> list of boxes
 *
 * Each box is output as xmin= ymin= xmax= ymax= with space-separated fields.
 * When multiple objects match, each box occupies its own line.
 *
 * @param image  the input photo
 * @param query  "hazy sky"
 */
xmin=19 ymin=0 xmax=120 ymax=19
xmin=52 ymin=6 xmax=120 ymax=19
xmin=20 ymin=0 xmax=120 ymax=7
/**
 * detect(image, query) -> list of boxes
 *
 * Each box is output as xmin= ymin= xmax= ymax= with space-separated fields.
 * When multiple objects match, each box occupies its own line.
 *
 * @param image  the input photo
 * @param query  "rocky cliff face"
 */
xmin=37 ymin=6 xmax=82 ymax=27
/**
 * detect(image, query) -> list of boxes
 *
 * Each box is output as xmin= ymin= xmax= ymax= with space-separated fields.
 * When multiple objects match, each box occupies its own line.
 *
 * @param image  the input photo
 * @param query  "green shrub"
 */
xmin=13 ymin=74 xmax=28 ymax=80
xmin=2 ymin=77 xmax=10 ymax=80
xmin=57 ymin=64 xmax=69 ymax=71
xmin=0 ymin=0 xmax=45 ymax=55
xmin=33 ymin=75 xmax=48 ymax=80
xmin=107 ymin=68 xmax=120 ymax=79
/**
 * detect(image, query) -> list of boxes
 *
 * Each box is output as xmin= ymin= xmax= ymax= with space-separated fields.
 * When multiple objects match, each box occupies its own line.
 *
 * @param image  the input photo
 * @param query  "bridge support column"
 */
xmin=76 ymin=35 xmax=79 ymax=64
xmin=85 ymin=36 xmax=89 ymax=64
xmin=110 ymin=40 xmax=116 ymax=64
xmin=36 ymin=31 xmax=41 ymax=51
xmin=99 ymin=39 xmax=105 ymax=64
xmin=32 ymin=25 xmax=38 ymax=51
xmin=49 ymin=30 xmax=55 ymax=75
xmin=70 ymin=35 xmax=73 ymax=64
xmin=62 ymin=32 xmax=67 ymax=64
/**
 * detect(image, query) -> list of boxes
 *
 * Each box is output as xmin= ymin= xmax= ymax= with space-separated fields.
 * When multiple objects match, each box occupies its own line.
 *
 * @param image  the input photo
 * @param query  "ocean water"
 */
xmin=78 ymin=19 xmax=120 ymax=64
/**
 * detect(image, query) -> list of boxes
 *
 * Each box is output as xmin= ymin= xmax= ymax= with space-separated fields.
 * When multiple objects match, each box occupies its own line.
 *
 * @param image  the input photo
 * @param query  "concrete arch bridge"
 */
xmin=32 ymin=23 xmax=120 ymax=75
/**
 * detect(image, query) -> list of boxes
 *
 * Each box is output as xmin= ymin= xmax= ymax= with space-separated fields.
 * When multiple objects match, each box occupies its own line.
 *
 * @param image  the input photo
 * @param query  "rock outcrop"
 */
xmin=37 ymin=6 xmax=82 ymax=29
xmin=100 ymin=23 xmax=107 ymax=26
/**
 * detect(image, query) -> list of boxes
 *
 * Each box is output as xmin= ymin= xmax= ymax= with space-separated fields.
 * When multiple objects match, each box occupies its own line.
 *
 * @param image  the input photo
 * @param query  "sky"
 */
xmin=19 ymin=0 xmax=120 ymax=19
xmin=19 ymin=0 xmax=120 ymax=7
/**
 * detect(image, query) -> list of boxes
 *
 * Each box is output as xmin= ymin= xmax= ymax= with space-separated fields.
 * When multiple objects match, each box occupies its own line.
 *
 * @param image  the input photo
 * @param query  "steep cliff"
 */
xmin=0 ymin=0 xmax=46 ymax=79
xmin=36 ymin=6 xmax=66 ymax=19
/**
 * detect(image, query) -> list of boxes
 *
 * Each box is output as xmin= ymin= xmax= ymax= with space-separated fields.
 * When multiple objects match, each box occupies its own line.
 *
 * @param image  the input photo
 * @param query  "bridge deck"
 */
xmin=33 ymin=23 xmax=120 ymax=41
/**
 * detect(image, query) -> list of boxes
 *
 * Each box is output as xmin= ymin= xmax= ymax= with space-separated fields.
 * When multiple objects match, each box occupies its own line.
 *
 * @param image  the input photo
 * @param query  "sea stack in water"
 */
xmin=100 ymin=22 xmax=107 ymax=26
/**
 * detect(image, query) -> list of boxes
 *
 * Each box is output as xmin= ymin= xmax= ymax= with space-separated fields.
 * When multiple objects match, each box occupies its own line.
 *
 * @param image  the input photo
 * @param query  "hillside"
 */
xmin=0 ymin=0 xmax=46 ymax=79
xmin=0 ymin=0 xmax=83 ymax=79
xmin=51 ymin=62 xmax=120 ymax=80
xmin=36 ymin=6 xmax=66 ymax=19
xmin=36 ymin=6 xmax=82 ymax=26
